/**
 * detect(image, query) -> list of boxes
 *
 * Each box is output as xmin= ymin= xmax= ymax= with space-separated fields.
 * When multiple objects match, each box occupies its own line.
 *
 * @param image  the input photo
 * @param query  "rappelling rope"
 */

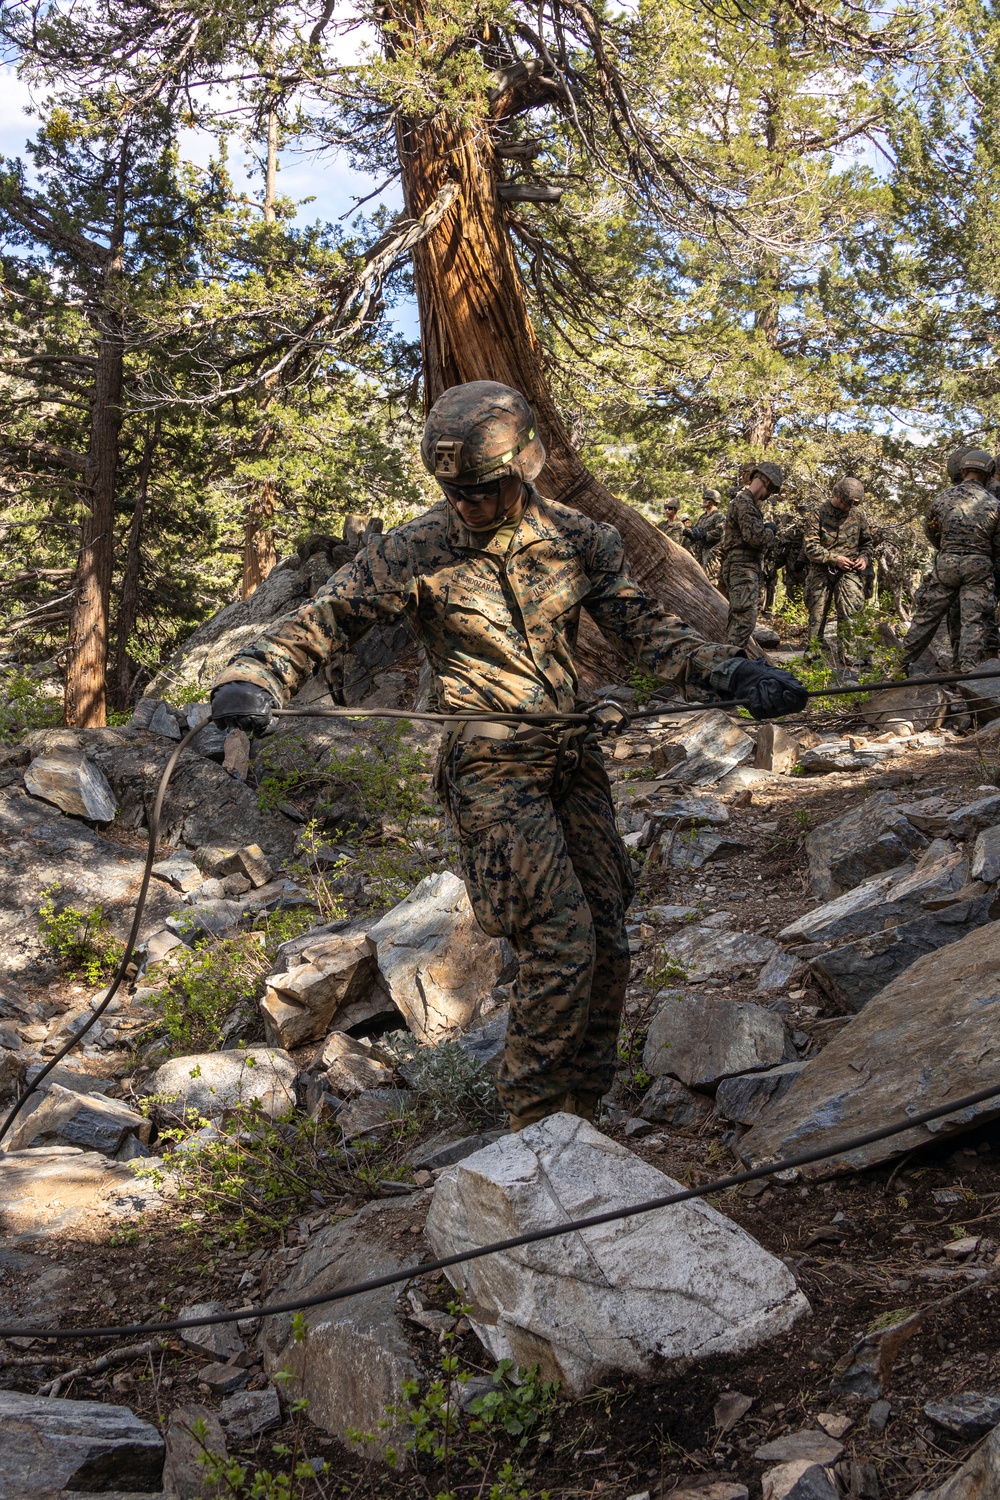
xmin=3 ymin=1075 xmax=1000 ymax=1343
xmin=1 ymin=664 xmax=998 ymax=1341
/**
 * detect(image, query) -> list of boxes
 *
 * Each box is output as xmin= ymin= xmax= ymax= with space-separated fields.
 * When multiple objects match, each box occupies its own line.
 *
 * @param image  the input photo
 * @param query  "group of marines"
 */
xmin=660 ymin=446 xmax=1000 ymax=673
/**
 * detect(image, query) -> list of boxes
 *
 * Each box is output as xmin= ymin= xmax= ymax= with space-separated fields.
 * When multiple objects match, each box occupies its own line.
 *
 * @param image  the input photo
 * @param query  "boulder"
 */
xmin=863 ymin=683 xmax=948 ymax=733
xmin=4 ymin=1083 xmax=151 ymax=1156
xmin=645 ymin=710 xmax=754 ymax=787
xmin=366 ymin=871 xmax=502 ymax=1044
xmin=643 ymin=992 xmax=788 ymax=1088
xmin=808 ymin=881 xmax=996 ymax=1013
xmin=178 ymin=1302 xmax=245 ymax=1361
xmin=804 ymin=792 xmax=928 ymax=900
xmin=778 ymin=846 xmax=968 ymax=946
xmin=147 ymin=1046 xmax=297 ymax=1121
xmin=320 ymin=1033 xmax=396 ymax=1097
xmin=715 ymin=1062 xmax=807 ymax=1126
xmin=424 ymin=1113 xmax=808 ymax=1396
xmin=740 ymin=920 xmax=1000 ymax=1178
xmin=972 ymin=826 xmax=1000 ymax=883
xmin=908 ymin=1420 xmax=1000 ymax=1499
xmin=24 ymin=751 xmax=117 ymax=823
xmin=164 ymin=1402 xmax=226 ymax=1499
xmin=0 ymin=1391 xmax=164 ymax=1498
xmin=260 ymin=1200 xmax=419 ymax=1457
xmin=956 ymin=658 xmax=1000 ymax=723
xmin=664 ymin=924 xmax=779 ymax=979
xmin=218 ymin=844 xmax=273 ymax=889
xmin=639 ymin=1076 xmax=712 ymax=1128
xmin=755 ymin=722 xmax=803 ymax=775
xmin=261 ymin=925 xmax=386 ymax=1049
xmin=666 ymin=830 xmax=746 ymax=870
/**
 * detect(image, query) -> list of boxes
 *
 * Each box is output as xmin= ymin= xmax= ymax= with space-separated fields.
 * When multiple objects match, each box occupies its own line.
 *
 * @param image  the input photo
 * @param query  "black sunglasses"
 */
xmin=441 ymin=479 xmax=504 ymax=503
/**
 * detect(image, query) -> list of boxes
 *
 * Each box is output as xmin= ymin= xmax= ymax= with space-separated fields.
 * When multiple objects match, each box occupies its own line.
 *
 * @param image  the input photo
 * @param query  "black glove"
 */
xmin=210 ymin=681 xmax=276 ymax=736
xmin=689 ymin=525 xmax=707 ymax=542
xmin=729 ymin=659 xmax=809 ymax=721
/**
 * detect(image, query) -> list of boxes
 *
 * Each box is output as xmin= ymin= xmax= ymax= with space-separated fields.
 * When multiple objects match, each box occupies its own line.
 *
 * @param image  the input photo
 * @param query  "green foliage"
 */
xmin=467 ymin=1360 xmax=560 ymax=1450
xmin=37 ymin=884 xmax=124 ymax=984
xmin=627 ymin=668 xmax=661 ymax=707
xmin=0 ymin=672 xmax=62 ymax=741
xmin=152 ymin=934 xmax=273 ymax=1053
xmin=788 ymin=605 xmax=904 ymax=711
xmin=287 ymin=821 xmax=348 ymax=922
xmin=382 ymin=1032 xmax=501 ymax=1129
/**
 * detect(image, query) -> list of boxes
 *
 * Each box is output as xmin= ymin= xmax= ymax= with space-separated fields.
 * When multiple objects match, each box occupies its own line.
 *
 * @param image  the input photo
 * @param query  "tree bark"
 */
xmin=242 ymin=475 xmax=277 ymax=598
xmin=395 ymin=95 xmax=735 ymax=648
xmin=110 ymin=415 xmax=159 ymax=710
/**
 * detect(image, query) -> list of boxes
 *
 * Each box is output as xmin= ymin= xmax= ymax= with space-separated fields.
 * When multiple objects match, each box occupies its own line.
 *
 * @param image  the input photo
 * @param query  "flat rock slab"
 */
xmin=667 ymin=831 xmax=746 ymax=870
xmin=754 ymin=1429 xmax=845 ymax=1464
xmin=650 ymin=710 xmax=754 ymax=787
xmin=644 ymin=795 xmax=729 ymax=830
xmin=260 ymin=1200 xmax=418 ymax=1457
xmin=24 ymin=751 xmax=117 ymax=823
xmin=779 ymin=847 xmax=967 ymax=945
xmin=0 ymin=1147 xmax=166 ymax=1245
xmin=740 ymin=920 xmax=1000 ymax=1178
xmin=666 ymin=924 xmax=778 ymax=979
xmin=956 ymin=658 xmax=1000 ymax=723
xmin=366 ymin=871 xmax=501 ymax=1043
xmin=924 ymin=1393 xmax=1000 ymax=1439
xmin=644 ymin=991 xmax=788 ymax=1089
xmin=147 ymin=1046 xmax=297 ymax=1121
xmin=863 ymin=683 xmax=948 ymax=733
xmin=804 ymin=791 xmax=928 ymax=901
xmin=0 ymin=1390 xmax=164 ymax=1499
xmin=425 ymin=1114 xmax=808 ymax=1396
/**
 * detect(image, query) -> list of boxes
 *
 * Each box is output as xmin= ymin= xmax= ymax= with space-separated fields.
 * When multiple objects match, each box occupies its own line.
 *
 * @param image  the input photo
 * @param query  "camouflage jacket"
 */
xmin=685 ymin=509 xmax=725 ymax=555
xmin=924 ymin=482 xmax=1000 ymax=557
xmin=720 ymin=487 xmax=772 ymax=567
xmin=658 ymin=518 xmax=685 ymax=543
xmin=215 ymin=489 xmax=743 ymax=714
xmin=803 ymin=502 xmax=873 ymax=568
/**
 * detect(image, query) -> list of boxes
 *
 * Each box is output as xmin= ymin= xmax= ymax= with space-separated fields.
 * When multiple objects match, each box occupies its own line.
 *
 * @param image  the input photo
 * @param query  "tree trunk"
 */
xmin=395 ymin=101 xmax=734 ymax=648
xmin=242 ymin=476 xmax=277 ymax=598
xmin=65 ymin=145 xmax=129 ymax=728
xmin=110 ymin=415 xmax=159 ymax=710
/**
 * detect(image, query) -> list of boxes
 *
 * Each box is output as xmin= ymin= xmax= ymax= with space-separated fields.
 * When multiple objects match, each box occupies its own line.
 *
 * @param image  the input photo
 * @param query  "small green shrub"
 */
xmin=381 ymin=1033 xmax=501 ymax=1129
xmin=0 ymin=670 xmax=62 ymax=741
xmin=37 ymin=884 xmax=124 ymax=983
xmin=152 ymin=934 xmax=272 ymax=1052
xmin=627 ymin=667 xmax=661 ymax=707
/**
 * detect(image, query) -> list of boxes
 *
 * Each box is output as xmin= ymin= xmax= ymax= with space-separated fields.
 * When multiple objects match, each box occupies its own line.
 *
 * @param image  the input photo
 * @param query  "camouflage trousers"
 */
xmin=723 ymin=562 xmax=761 ymax=649
xmin=903 ymin=553 xmax=995 ymax=673
xmin=446 ymin=735 xmax=635 ymax=1121
xmin=804 ymin=566 xmax=865 ymax=648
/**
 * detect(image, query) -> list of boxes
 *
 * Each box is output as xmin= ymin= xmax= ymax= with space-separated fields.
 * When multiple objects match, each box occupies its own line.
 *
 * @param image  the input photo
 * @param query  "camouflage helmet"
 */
xmin=750 ymin=460 xmax=784 ymax=492
xmin=702 ymin=487 xmax=722 ymax=505
xmin=832 ymin=477 xmax=864 ymax=504
xmin=946 ymin=446 xmax=973 ymax=483
xmin=420 ymin=381 xmax=545 ymax=487
xmin=959 ymin=448 xmax=995 ymax=476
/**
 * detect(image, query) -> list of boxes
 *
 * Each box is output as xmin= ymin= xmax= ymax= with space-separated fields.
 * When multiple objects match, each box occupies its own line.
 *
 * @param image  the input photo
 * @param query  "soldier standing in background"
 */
xmin=719 ymin=461 xmax=784 ymax=647
xmin=684 ymin=489 xmax=725 ymax=581
xmin=658 ymin=499 xmax=685 ymax=542
xmin=902 ymin=450 xmax=1000 ymax=674
xmin=803 ymin=478 xmax=872 ymax=653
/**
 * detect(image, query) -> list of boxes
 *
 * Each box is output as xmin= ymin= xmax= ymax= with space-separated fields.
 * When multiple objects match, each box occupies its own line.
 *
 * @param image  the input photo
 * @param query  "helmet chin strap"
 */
xmin=450 ymin=478 xmax=526 ymax=533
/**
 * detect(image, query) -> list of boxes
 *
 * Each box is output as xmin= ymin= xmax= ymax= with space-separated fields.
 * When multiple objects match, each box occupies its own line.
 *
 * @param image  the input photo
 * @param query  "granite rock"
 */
xmin=147 ymin=1046 xmax=297 ymax=1121
xmin=0 ymin=1390 xmax=164 ymax=1498
xmin=24 ymin=751 xmax=117 ymax=822
xmin=643 ymin=992 xmax=788 ymax=1088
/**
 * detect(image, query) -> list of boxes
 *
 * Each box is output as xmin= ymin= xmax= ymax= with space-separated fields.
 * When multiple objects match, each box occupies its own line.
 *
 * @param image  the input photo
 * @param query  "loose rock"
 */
xmin=179 ymin=1302 xmax=245 ymax=1361
xmin=261 ymin=924 xmax=386 ymax=1049
xmin=754 ymin=1430 xmax=845 ymax=1465
xmin=218 ymin=843 xmax=273 ymax=888
xmin=643 ymin=992 xmax=788 ymax=1088
xmin=366 ymin=871 xmax=502 ymax=1043
xmin=425 ymin=1113 xmax=808 ymax=1396
xmin=164 ymin=1401 xmax=226 ymax=1499
xmin=639 ymin=1076 xmax=712 ymax=1128
xmin=908 ymin=1419 xmax=1000 ymax=1498
xmin=147 ymin=1046 xmax=297 ymax=1121
xmin=5 ymin=1083 xmax=150 ymax=1156
xmin=151 ymin=852 xmax=204 ymax=893
xmin=646 ymin=709 xmax=754 ymax=787
xmin=715 ymin=1062 xmax=807 ymax=1127
xmin=924 ymin=1393 xmax=1000 ymax=1440
xmin=972 ymin=826 xmax=1000 ymax=883
xmin=664 ymin=924 xmax=779 ymax=979
xmin=804 ymin=791 xmax=928 ymax=900
xmin=762 ymin=1460 xmax=838 ymax=1500
xmin=320 ymin=1033 xmax=396 ymax=1096
xmin=24 ymin=751 xmax=117 ymax=822
xmin=218 ymin=1387 xmax=282 ymax=1440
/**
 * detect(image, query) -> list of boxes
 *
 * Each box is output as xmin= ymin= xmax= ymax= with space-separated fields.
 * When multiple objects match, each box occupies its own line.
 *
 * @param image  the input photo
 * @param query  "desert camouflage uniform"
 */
xmin=719 ymin=487 xmax=772 ymax=647
xmin=902 ymin=482 xmax=1000 ymax=673
xmin=216 ymin=488 xmax=742 ymax=1119
xmin=803 ymin=502 xmax=873 ymax=646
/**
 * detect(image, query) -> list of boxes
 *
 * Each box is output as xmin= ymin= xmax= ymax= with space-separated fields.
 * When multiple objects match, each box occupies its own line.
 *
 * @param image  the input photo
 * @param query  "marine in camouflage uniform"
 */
xmin=658 ymin=499 xmax=685 ymax=543
xmin=803 ymin=478 xmax=872 ymax=652
xmin=719 ymin=461 xmax=784 ymax=647
xmin=684 ymin=489 xmax=725 ymax=582
xmin=902 ymin=450 xmax=1000 ymax=674
xmin=210 ymin=383 xmax=807 ymax=1129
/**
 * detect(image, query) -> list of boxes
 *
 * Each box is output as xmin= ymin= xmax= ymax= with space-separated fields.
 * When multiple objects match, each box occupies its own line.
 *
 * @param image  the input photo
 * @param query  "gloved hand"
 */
xmin=210 ymin=681 xmax=276 ymax=736
xmin=729 ymin=659 xmax=809 ymax=720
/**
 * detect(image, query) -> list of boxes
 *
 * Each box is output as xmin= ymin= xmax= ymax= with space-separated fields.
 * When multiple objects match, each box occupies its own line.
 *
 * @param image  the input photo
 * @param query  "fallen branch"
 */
xmin=39 ymin=1337 xmax=170 ymax=1398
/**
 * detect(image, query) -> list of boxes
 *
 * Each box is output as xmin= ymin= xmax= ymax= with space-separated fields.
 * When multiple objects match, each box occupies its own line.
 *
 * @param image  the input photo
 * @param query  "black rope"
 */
xmin=3 ymin=1074 xmax=1000 ymax=1343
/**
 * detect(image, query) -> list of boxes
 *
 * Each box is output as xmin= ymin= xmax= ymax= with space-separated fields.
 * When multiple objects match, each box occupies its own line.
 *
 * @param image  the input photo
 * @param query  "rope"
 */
xmin=3 ymin=1074 xmax=1000 ymax=1343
